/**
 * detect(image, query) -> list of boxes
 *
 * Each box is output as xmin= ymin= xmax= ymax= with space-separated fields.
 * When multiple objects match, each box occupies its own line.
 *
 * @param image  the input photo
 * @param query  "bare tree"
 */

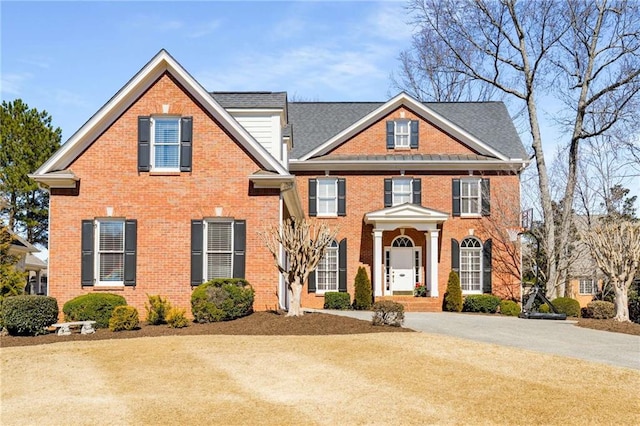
xmin=582 ymin=220 xmax=640 ymax=321
xmin=259 ymin=218 xmax=338 ymax=317
xmin=398 ymin=0 xmax=640 ymax=299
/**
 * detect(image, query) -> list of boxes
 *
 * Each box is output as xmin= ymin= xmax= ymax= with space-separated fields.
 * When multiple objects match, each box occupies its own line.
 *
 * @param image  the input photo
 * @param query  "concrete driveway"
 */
xmin=316 ymin=310 xmax=640 ymax=370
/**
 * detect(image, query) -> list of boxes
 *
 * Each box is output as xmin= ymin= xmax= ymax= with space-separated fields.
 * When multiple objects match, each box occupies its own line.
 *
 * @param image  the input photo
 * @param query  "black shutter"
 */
xmin=412 ymin=178 xmax=422 ymax=205
xmin=410 ymin=120 xmax=419 ymax=148
xmin=451 ymin=239 xmax=460 ymax=273
xmin=337 ymin=178 xmax=346 ymax=216
xmin=308 ymin=179 xmax=317 ymax=217
xmin=339 ymin=238 xmax=347 ymax=292
xmin=386 ymin=121 xmax=395 ymax=149
xmin=233 ymin=220 xmax=246 ymax=279
xmin=384 ymin=178 xmax=393 ymax=207
xmin=138 ymin=116 xmax=150 ymax=172
xmin=124 ymin=220 xmax=137 ymax=286
xmin=308 ymin=270 xmax=316 ymax=293
xmin=483 ymin=239 xmax=492 ymax=293
xmin=452 ymin=179 xmax=461 ymax=217
xmin=180 ymin=117 xmax=193 ymax=172
xmin=81 ymin=220 xmax=94 ymax=286
xmin=481 ymin=178 xmax=491 ymax=216
xmin=191 ymin=220 xmax=203 ymax=286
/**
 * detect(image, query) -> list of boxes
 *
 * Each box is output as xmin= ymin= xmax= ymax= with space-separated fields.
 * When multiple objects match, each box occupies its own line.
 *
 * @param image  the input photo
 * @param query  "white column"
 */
xmin=429 ymin=229 xmax=440 ymax=297
xmin=373 ymin=229 xmax=384 ymax=297
xmin=424 ymin=232 xmax=431 ymax=294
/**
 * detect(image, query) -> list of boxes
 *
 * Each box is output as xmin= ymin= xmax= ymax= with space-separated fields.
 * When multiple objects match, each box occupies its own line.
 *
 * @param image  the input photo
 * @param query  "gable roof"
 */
xmin=211 ymin=92 xmax=288 ymax=110
xmin=289 ymin=93 xmax=528 ymax=160
xmin=32 ymin=50 xmax=289 ymax=178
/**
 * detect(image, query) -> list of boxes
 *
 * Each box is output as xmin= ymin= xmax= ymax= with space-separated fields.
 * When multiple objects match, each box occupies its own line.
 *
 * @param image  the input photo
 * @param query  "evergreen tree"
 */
xmin=443 ymin=270 xmax=463 ymax=312
xmin=0 ymin=225 xmax=26 ymax=300
xmin=353 ymin=266 xmax=372 ymax=310
xmin=0 ymin=99 xmax=61 ymax=246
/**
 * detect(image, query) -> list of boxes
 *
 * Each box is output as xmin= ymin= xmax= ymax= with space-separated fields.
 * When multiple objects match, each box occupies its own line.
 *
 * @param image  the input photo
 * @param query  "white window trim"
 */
xmin=392 ymin=177 xmax=413 ymax=206
xmin=460 ymin=178 xmax=482 ymax=217
xmin=315 ymin=240 xmax=339 ymax=294
xmin=95 ymin=219 xmax=125 ymax=287
xmin=579 ymin=278 xmax=596 ymax=295
xmin=394 ymin=120 xmax=411 ymax=148
xmin=317 ymin=178 xmax=338 ymax=218
xmin=460 ymin=237 xmax=483 ymax=294
xmin=151 ymin=116 xmax=181 ymax=172
xmin=203 ymin=220 xmax=234 ymax=280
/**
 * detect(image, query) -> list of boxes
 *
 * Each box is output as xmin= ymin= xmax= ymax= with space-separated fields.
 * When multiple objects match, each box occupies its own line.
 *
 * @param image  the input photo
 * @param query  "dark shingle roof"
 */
xmin=211 ymin=92 xmax=287 ymax=110
xmin=312 ymin=153 xmax=496 ymax=162
xmin=288 ymin=101 xmax=527 ymax=160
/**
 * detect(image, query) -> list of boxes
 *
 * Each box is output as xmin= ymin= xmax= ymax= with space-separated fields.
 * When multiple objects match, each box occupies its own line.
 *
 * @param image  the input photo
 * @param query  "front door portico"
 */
xmin=364 ymin=204 xmax=448 ymax=298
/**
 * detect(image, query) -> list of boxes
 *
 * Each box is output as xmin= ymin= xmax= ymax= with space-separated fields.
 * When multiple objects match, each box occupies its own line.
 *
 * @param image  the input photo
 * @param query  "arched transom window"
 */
xmin=392 ymin=236 xmax=414 ymax=247
xmin=460 ymin=237 xmax=482 ymax=292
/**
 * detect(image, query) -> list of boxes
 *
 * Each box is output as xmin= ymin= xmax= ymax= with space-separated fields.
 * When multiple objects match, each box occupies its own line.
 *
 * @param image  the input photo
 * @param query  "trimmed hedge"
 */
xmin=63 ymin=293 xmax=127 ymax=328
xmin=584 ymin=300 xmax=615 ymax=319
xmin=443 ymin=270 xmax=463 ymax=312
xmin=109 ymin=305 xmax=140 ymax=331
xmin=463 ymin=294 xmax=501 ymax=313
xmin=500 ymin=300 xmax=521 ymax=316
xmin=191 ymin=278 xmax=254 ymax=323
xmin=2 ymin=295 xmax=58 ymax=336
xmin=324 ymin=292 xmax=351 ymax=310
xmin=352 ymin=267 xmax=372 ymax=310
xmin=551 ymin=297 xmax=581 ymax=318
xmin=372 ymin=300 xmax=404 ymax=327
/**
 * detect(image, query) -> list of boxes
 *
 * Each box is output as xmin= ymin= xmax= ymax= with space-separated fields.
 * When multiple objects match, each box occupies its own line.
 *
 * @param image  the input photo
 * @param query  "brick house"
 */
xmin=31 ymin=50 xmax=529 ymax=315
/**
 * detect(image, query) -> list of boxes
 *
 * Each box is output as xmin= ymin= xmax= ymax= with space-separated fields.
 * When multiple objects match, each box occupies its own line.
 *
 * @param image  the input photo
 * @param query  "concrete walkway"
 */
xmin=314 ymin=309 xmax=640 ymax=370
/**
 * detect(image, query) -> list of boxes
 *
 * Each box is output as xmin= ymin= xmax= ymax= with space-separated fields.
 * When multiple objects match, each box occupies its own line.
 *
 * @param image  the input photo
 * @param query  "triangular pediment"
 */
xmin=364 ymin=203 xmax=448 ymax=231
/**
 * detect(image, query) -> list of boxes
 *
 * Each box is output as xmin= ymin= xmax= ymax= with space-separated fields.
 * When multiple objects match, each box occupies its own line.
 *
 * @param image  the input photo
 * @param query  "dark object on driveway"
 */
xmin=520 ymin=284 xmax=567 ymax=320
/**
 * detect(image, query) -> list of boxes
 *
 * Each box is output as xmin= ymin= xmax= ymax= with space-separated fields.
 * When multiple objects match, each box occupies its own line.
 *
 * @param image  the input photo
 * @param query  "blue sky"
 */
xmin=2 ymin=0 xmax=414 ymax=141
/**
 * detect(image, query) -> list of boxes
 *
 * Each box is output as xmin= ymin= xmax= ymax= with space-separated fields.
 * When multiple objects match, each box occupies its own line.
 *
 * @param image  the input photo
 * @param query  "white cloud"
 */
xmin=0 ymin=72 xmax=31 ymax=96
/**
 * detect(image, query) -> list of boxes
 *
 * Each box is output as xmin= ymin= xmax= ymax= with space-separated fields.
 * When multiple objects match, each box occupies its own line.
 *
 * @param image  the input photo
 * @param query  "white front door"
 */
xmin=391 ymin=247 xmax=414 ymax=293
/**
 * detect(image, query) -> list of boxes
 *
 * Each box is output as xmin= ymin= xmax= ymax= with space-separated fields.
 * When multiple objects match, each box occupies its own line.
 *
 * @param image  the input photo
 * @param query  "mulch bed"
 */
xmin=0 ymin=311 xmax=412 ymax=348
xmin=575 ymin=318 xmax=640 ymax=336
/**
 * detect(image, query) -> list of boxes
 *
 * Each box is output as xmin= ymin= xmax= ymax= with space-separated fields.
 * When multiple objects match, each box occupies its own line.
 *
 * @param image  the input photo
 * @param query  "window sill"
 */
xmin=91 ymin=286 xmax=125 ymax=291
xmin=392 ymin=147 xmax=412 ymax=151
xmin=317 ymin=214 xmax=338 ymax=219
xmin=149 ymin=171 xmax=182 ymax=176
xmin=460 ymin=213 xmax=482 ymax=219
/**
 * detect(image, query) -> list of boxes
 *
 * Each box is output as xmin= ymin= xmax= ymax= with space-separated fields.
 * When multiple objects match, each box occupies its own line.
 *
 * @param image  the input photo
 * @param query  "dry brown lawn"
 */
xmin=2 ymin=332 xmax=638 ymax=425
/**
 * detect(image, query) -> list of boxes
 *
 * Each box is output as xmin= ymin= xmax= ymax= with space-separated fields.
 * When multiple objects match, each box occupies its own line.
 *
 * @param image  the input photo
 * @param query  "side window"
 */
xmin=204 ymin=221 xmax=233 ymax=280
xmin=190 ymin=219 xmax=246 ymax=285
xmin=317 ymin=178 xmax=338 ymax=216
xmin=452 ymin=178 xmax=490 ymax=217
xmin=82 ymin=219 xmax=137 ymax=287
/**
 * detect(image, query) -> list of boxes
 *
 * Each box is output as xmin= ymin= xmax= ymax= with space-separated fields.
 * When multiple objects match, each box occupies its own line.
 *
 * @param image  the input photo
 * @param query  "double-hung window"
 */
xmin=461 ymin=179 xmax=481 ymax=215
xmin=152 ymin=117 xmax=180 ymax=170
xmin=96 ymin=220 xmax=125 ymax=285
xmin=317 ymin=178 xmax=338 ymax=216
xmin=204 ymin=221 xmax=233 ymax=280
xmin=394 ymin=120 xmax=410 ymax=148
xmin=316 ymin=240 xmax=338 ymax=292
xmin=460 ymin=237 xmax=482 ymax=293
xmin=386 ymin=119 xmax=419 ymax=149
xmin=392 ymin=178 xmax=412 ymax=205
xmin=579 ymin=278 xmax=595 ymax=295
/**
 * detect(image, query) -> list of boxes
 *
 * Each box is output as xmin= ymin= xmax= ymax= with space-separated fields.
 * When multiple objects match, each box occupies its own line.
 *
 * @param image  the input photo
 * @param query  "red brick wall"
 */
xmin=48 ymin=74 xmax=282 ymax=318
xmin=330 ymin=106 xmax=480 ymax=156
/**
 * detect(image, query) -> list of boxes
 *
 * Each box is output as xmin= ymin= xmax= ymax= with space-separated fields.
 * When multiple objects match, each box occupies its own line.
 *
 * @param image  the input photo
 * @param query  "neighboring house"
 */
xmin=567 ymin=215 xmax=605 ymax=307
xmin=30 ymin=50 xmax=529 ymax=315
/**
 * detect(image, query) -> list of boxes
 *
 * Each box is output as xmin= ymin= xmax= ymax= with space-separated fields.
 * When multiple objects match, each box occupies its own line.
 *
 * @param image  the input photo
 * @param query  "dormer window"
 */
xmin=386 ymin=120 xmax=419 ymax=149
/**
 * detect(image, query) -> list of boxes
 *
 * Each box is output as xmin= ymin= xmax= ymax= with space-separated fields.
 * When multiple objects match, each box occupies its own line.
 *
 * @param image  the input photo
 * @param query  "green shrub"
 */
xmin=443 ymin=270 xmax=463 ymax=312
xmin=372 ymin=301 xmax=405 ymax=327
xmin=63 ymin=293 xmax=127 ymax=328
xmin=352 ymin=266 xmax=372 ymax=310
xmin=584 ymin=300 xmax=615 ymax=319
xmin=1 ymin=295 xmax=58 ymax=336
xmin=324 ymin=292 xmax=351 ymax=310
xmin=463 ymin=294 xmax=501 ymax=313
xmin=166 ymin=307 xmax=189 ymax=328
xmin=499 ymin=300 xmax=521 ymax=316
xmin=145 ymin=294 xmax=171 ymax=325
xmin=109 ymin=305 xmax=139 ymax=331
xmin=539 ymin=303 xmax=550 ymax=313
xmin=551 ymin=297 xmax=581 ymax=317
xmin=191 ymin=278 xmax=254 ymax=323
xmin=629 ymin=287 xmax=640 ymax=324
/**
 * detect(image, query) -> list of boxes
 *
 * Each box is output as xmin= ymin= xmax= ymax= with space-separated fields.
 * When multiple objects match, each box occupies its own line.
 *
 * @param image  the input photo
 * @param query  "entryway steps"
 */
xmin=377 ymin=296 xmax=442 ymax=312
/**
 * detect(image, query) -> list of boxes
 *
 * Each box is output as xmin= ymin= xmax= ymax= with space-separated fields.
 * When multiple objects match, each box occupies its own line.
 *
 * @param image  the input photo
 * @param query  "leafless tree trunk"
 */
xmin=259 ymin=218 xmax=338 ymax=317
xmin=399 ymin=0 xmax=640 ymax=299
xmin=582 ymin=220 xmax=640 ymax=321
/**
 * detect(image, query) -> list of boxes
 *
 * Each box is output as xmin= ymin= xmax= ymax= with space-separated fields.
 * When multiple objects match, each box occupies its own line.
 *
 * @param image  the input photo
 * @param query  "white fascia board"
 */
xmin=34 ymin=50 xmax=289 ymax=176
xmin=249 ymin=173 xmax=296 ymax=188
xmin=28 ymin=171 xmax=79 ymax=189
xmin=289 ymin=158 xmax=529 ymax=172
xmin=299 ymin=92 xmax=509 ymax=161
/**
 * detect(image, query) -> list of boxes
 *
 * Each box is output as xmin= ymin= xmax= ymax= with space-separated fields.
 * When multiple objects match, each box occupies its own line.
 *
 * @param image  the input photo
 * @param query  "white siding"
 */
xmin=233 ymin=113 xmax=283 ymax=163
